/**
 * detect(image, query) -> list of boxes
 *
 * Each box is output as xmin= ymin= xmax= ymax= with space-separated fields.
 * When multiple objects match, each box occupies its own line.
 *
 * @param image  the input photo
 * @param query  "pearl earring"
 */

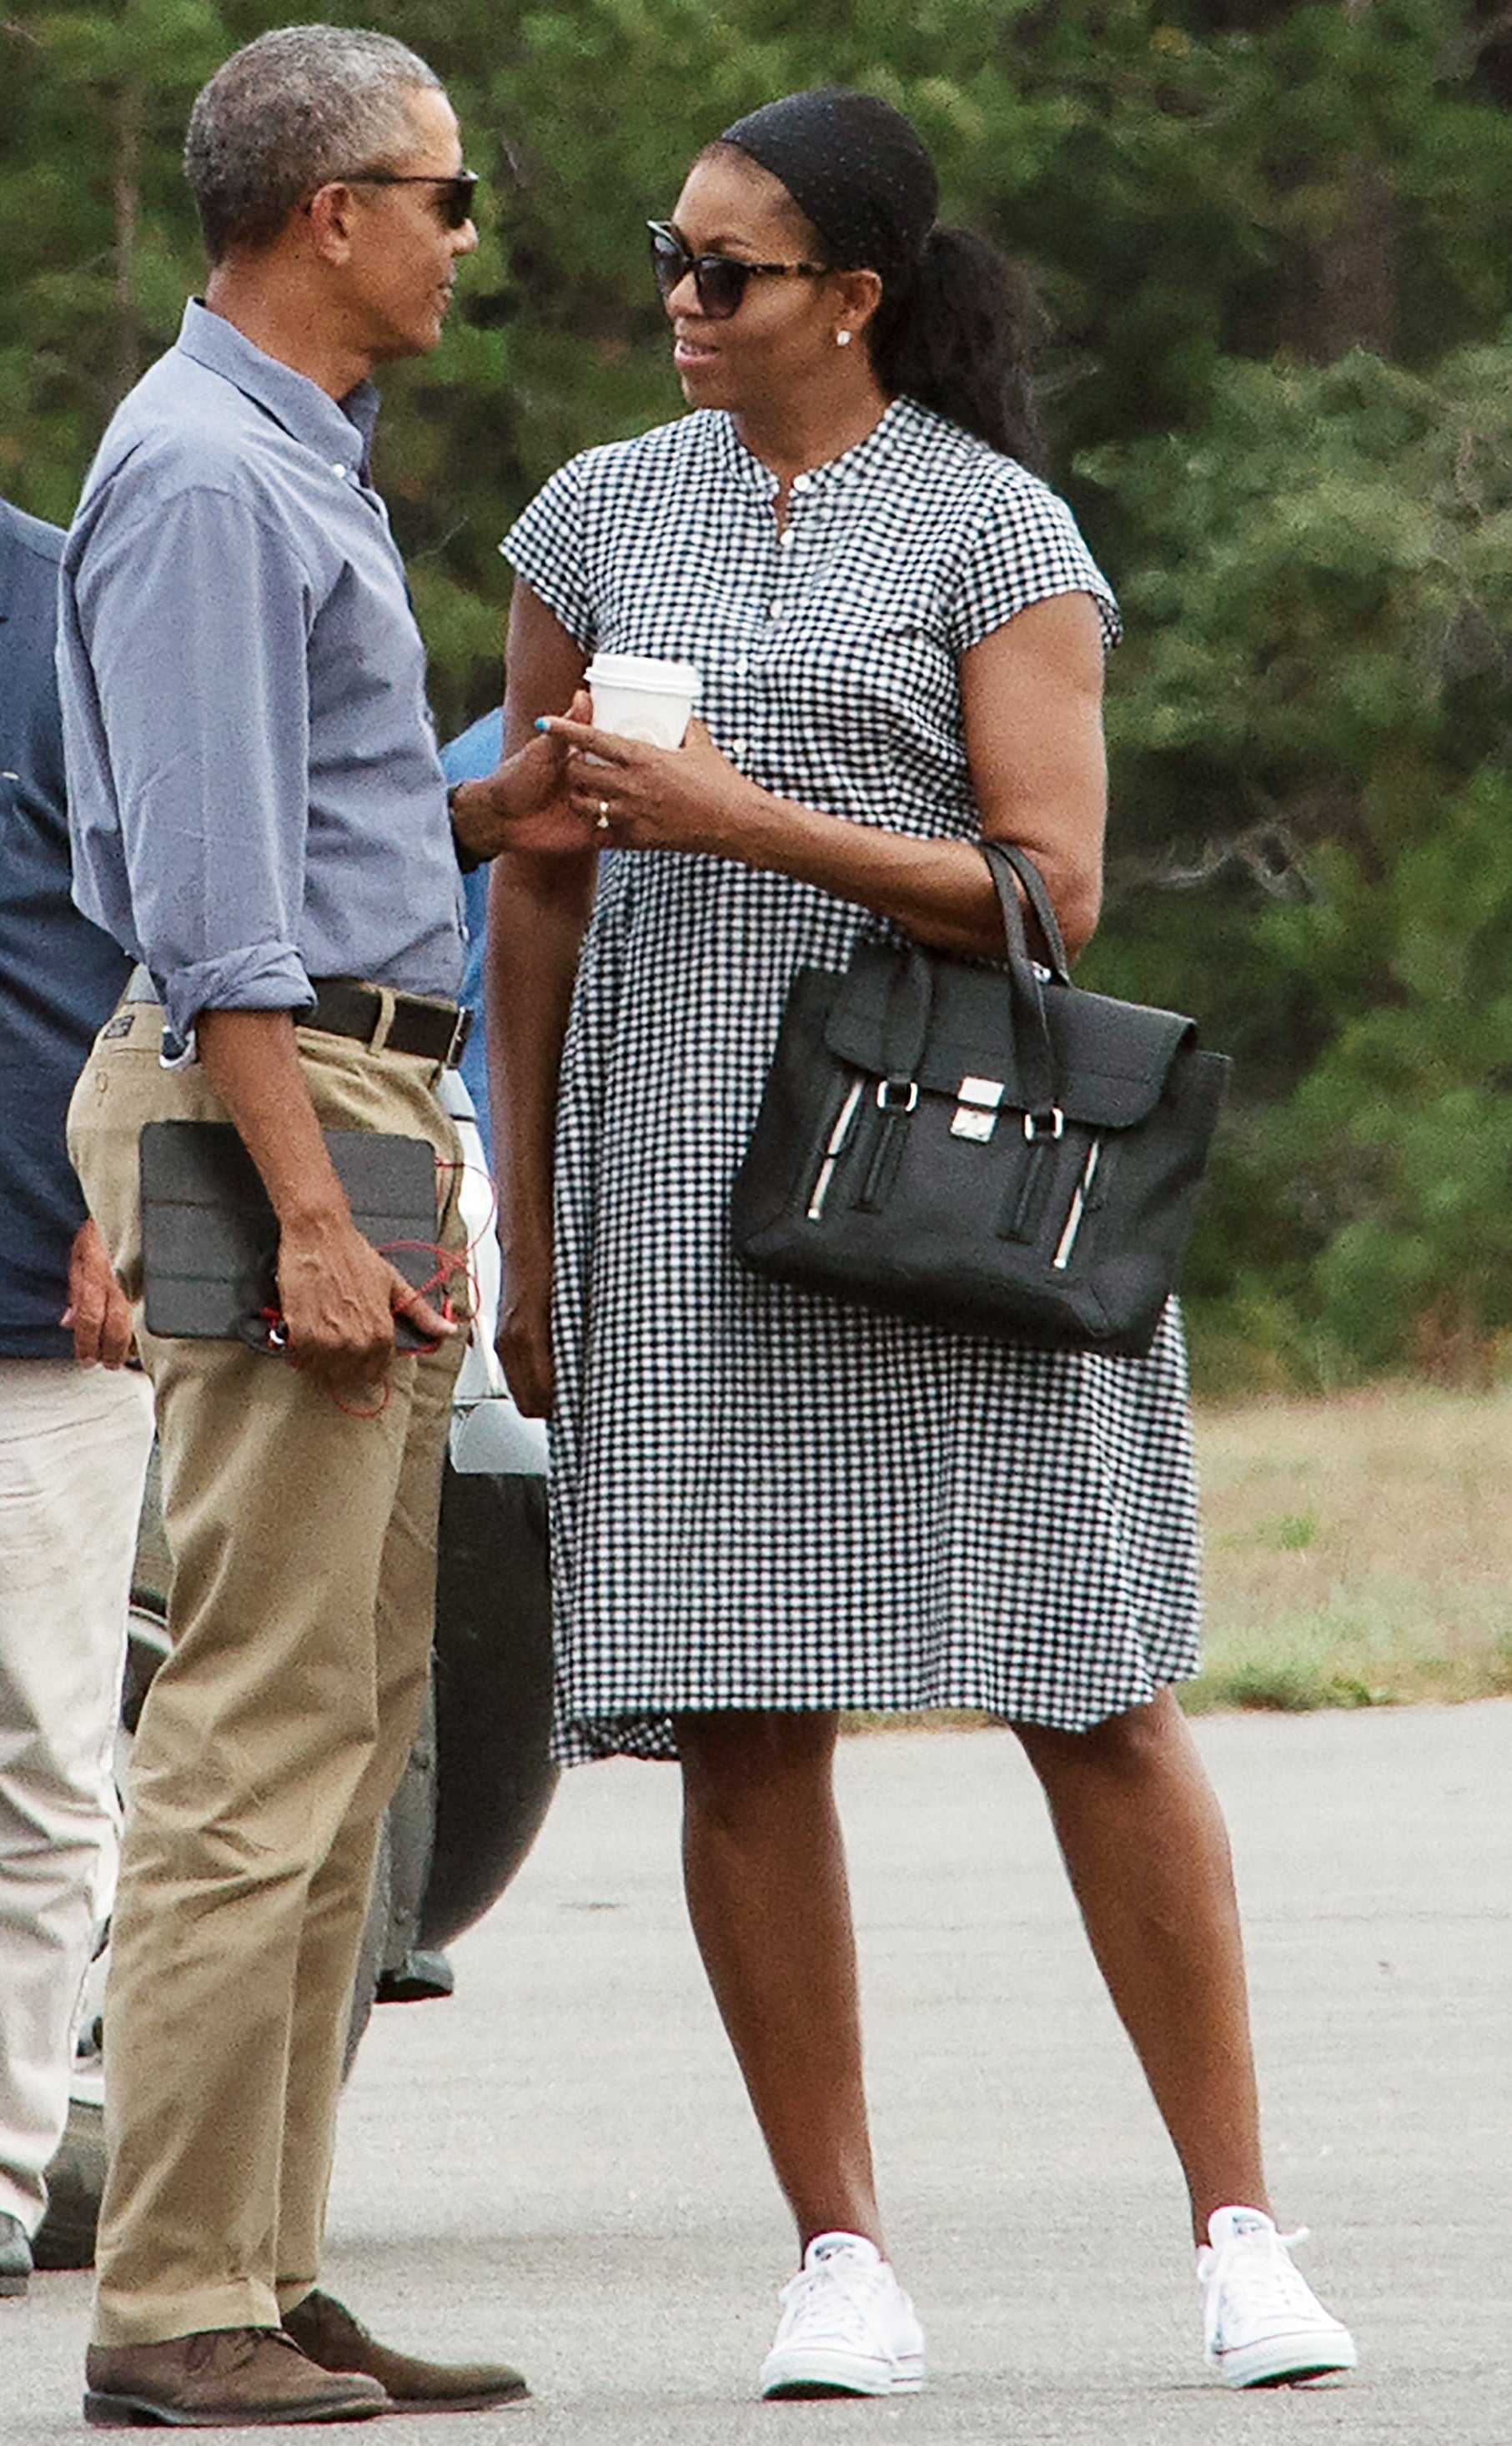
xmin=836 ymin=329 xmax=852 ymax=347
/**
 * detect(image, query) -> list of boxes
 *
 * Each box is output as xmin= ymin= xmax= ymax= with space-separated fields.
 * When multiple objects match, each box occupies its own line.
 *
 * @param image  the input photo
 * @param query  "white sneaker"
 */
xmin=759 ymin=2232 xmax=926 ymax=2398
xmin=1198 ymin=2205 xmax=1357 ymax=2388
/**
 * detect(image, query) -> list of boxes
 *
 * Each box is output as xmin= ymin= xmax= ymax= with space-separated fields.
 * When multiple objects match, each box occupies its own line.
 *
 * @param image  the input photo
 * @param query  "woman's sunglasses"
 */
xmin=338 ymin=170 xmax=480 ymax=231
xmin=646 ymin=221 xmax=830 ymax=320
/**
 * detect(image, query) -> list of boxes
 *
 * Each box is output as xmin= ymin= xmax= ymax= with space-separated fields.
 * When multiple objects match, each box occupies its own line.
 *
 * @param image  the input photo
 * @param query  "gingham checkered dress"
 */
xmin=503 ymin=396 xmax=1201 ymax=1765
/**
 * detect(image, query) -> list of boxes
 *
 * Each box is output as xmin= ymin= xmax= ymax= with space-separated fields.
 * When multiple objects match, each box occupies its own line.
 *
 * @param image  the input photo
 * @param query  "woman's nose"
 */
xmin=666 ymin=269 xmax=699 ymax=318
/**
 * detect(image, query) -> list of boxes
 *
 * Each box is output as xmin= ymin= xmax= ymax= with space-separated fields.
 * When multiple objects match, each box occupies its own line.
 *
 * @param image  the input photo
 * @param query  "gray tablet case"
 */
xmin=139 ymin=1120 xmax=440 ymax=1349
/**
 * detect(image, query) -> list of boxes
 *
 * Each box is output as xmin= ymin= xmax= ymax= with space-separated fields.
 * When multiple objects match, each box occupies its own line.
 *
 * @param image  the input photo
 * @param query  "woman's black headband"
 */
xmin=719 ymin=88 xmax=937 ymax=289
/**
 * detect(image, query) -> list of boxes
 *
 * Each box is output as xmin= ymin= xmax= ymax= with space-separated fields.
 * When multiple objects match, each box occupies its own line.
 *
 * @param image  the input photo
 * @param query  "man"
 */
xmin=0 ymin=495 xmax=153 ymax=2306
xmin=59 ymin=27 xmax=559 ymax=2425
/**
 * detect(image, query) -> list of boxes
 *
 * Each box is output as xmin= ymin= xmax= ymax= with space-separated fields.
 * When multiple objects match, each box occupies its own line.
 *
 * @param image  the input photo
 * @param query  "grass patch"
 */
xmin=1186 ymin=1382 xmax=1512 ymax=1712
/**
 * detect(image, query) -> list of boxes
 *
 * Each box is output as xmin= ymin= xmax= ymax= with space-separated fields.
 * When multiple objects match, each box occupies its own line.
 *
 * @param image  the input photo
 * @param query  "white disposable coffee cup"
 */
xmin=585 ymin=652 xmax=699 ymax=748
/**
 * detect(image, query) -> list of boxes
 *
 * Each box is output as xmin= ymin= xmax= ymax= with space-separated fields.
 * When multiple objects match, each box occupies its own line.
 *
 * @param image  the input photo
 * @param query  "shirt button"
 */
xmin=331 ymin=460 xmax=349 ymax=478
xmin=731 ymin=740 xmax=750 ymax=764
xmin=732 ymin=658 xmax=750 ymax=678
xmin=766 ymin=603 xmax=779 ymax=620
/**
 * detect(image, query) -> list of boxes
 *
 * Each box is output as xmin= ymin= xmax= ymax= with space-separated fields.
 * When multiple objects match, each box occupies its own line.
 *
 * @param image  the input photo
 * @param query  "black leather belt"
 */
xmin=305 ymin=979 xmax=471 ymax=1067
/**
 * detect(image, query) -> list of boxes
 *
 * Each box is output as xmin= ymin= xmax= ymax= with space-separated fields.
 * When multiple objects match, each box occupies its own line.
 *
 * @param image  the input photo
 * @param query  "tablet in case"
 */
xmin=139 ymin=1120 xmax=440 ymax=1348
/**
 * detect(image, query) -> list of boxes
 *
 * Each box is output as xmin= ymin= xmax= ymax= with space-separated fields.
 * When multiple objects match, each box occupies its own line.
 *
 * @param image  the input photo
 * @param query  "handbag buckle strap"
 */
xmin=876 ymin=1077 xmax=919 ymax=1113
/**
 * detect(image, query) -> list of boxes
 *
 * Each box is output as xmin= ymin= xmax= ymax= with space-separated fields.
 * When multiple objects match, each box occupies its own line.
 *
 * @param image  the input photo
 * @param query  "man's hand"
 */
xmin=448 ymin=696 xmax=585 ymax=861
xmin=275 ymin=1211 xmax=455 ymax=1394
xmin=62 ymin=1218 xmax=135 ymax=1368
xmin=193 ymin=1007 xmax=458 ymax=1399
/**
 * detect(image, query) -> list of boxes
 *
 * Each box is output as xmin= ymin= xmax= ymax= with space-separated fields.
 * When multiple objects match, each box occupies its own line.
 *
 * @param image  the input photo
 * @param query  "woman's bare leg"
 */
xmin=1012 ymin=1690 xmax=1269 ymax=2242
xmin=676 ymin=1709 xmax=882 ymax=2254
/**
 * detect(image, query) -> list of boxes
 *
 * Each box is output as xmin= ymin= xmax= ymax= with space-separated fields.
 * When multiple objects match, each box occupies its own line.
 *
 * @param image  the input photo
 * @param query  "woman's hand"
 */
xmin=539 ymin=714 xmax=761 ymax=854
xmin=496 ymin=1228 xmax=555 ymax=1418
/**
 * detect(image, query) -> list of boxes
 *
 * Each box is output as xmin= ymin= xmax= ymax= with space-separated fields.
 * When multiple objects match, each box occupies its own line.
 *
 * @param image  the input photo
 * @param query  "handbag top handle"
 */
xmin=981 ymin=839 xmax=1072 ymax=986
xmin=877 ymin=840 xmax=1071 ymax=1123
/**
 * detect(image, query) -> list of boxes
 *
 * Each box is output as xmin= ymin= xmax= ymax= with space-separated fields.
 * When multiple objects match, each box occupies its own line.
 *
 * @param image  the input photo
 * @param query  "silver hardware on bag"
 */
xmin=1052 ymin=1138 xmax=1102 ymax=1271
xmin=876 ymin=1078 xmax=919 ymax=1112
xmin=1024 ymin=1107 xmax=1064 ymax=1141
xmin=951 ymin=1075 xmax=1005 ymax=1143
xmin=806 ymin=1079 xmax=865 ymax=1222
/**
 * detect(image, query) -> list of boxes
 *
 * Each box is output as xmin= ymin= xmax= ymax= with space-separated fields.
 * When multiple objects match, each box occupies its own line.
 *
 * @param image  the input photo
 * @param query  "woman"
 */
xmin=485 ymin=88 xmax=1354 ymax=2401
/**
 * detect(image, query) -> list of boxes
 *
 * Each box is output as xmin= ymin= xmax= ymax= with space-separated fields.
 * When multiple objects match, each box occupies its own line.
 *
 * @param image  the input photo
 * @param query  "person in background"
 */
xmin=489 ymin=86 xmax=1356 ymax=2404
xmin=0 ymin=495 xmax=154 ymax=2306
xmin=58 ymin=26 xmax=561 ymax=2426
xmin=440 ymin=708 xmax=503 ymax=1153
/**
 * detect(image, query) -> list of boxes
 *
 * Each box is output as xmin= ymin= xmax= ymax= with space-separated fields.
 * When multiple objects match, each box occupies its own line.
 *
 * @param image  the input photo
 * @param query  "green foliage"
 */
xmin=3 ymin=1 xmax=1510 ymax=1379
xmin=1079 ymin=341 xmax=1512 ymax=1378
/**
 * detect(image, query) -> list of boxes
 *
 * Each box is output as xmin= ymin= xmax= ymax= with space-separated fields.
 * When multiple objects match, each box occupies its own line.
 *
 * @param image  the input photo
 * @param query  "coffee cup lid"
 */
xmin=585 ymin=652 xmax=700 ymax=693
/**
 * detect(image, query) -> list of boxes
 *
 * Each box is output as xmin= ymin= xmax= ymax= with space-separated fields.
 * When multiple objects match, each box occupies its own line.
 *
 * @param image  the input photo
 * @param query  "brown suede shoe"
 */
xmin=83 ymin=2327 xmax=388 ymax=2426
xmin=0 ymin=2211 xmax=31 ymax=2299
xmin=282 ymin=2288 xmax=528 ymax=2413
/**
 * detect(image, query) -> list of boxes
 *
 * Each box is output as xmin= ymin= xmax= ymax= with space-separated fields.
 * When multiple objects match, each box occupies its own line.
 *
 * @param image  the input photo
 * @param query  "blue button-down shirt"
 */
xmin=58 ymin=300 xmax=465 ymax=1041
xmin=0 ymin=500 xmax=132 ymax=1357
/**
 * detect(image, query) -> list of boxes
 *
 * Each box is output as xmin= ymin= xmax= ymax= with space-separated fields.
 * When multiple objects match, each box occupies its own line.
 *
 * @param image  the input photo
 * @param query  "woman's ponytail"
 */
xmin=869 ymin=226 xmax=1046 ymax=474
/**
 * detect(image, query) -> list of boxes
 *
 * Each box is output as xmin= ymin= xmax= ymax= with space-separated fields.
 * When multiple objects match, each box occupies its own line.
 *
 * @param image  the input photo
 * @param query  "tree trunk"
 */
xmin=1303 ymin=0 xmax=1398 ymax=360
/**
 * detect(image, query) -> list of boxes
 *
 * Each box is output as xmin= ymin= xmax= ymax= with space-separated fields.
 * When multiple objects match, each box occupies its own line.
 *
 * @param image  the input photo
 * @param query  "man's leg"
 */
xmin=0 ymin=1362 xmax=152 ymax=2252
xmin=272 ymin=1319 xmax=460 ymax=2307
xmin=69 ymin=1019 xmax=470 ymax=2357
xmin=266 ymin=1316 xmax=538 ymax=2410
xmin=90 ymin=1326 xmax=420 ymax=2344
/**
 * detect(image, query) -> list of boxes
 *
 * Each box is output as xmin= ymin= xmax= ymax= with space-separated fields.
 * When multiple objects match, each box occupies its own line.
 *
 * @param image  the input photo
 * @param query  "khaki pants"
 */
xmin=0 ymin=1359 xmax=153 ymax=2234
xmin=68 ymin=1006 xmax=466 ymax=2348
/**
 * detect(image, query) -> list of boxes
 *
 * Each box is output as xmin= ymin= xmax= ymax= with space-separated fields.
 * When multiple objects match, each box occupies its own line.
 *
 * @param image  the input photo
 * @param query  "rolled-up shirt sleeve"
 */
xmin=72 ymin=483 xmax=319 ymax=1039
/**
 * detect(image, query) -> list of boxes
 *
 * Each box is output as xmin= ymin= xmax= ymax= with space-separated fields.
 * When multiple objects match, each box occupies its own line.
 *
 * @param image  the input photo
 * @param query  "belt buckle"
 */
xmin=444 ymin=1004 xmax=472 ymax=1067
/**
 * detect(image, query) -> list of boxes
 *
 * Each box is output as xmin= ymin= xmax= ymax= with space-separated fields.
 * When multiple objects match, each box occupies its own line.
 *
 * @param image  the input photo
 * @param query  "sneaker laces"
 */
xmin=1203 ymin=2223 xmax=1319 ymax=2353
xmin=776 ymin=2251 xmax=892 ymax=2355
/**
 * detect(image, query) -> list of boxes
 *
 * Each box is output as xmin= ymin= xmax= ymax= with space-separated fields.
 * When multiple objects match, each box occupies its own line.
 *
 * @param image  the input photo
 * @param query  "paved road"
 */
xmin=5 ymin=1701 xmax=1508 ymax=2441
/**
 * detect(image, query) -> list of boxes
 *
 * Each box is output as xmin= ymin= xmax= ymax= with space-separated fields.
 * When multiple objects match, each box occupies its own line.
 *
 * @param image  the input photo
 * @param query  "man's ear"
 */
xmin=304 ymin=181 xmax=359 ymax=266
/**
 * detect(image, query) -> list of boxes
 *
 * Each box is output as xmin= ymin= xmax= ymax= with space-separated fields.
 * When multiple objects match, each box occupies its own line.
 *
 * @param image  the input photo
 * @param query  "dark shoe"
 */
xmin=283 ymin=2288 xmax=528 ymax=2413
xmin=83 ymin=2327 xmax=387 ymax=2426
xmin=0 ymin=2211 xmax=32 ymax=2298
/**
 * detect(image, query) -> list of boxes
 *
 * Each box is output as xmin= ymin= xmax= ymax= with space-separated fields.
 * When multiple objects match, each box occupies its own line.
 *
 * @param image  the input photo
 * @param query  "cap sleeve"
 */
xmin=500 ymin=456 xmax=596 ymax=654
xmin=947 ymin=468 xmax=1121 ymax=657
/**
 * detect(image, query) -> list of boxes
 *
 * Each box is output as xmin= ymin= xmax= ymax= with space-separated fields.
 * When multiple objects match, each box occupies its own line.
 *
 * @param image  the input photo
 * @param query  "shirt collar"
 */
xmin=712 ymin=393 xmax=913 ymax=501
xmin=174 ymin=298 xmax=380 ymax=472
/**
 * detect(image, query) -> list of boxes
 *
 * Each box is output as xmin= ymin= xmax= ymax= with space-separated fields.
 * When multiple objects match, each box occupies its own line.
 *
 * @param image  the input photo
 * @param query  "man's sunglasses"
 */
xmin=337 ymin=170 xmax=480 ymax=230
xmin=646 ymin=221 xmax=830 ymax=320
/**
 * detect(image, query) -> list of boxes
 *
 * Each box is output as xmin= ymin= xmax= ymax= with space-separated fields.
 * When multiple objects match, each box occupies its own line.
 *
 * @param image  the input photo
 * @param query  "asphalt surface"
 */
xmin=4 ymin=1700 xmax=1508 ymax=2442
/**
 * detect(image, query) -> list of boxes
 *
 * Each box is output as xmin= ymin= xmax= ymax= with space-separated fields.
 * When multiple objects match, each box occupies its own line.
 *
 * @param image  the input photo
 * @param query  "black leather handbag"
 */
xmin=729 ymin=840 xmax=1231 ymax=1357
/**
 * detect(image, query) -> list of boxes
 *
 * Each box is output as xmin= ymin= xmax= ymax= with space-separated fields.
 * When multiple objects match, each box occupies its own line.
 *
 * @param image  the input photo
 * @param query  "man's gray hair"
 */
xmin=184 ymin=24 xmax=444 ymax=262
